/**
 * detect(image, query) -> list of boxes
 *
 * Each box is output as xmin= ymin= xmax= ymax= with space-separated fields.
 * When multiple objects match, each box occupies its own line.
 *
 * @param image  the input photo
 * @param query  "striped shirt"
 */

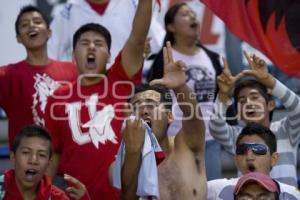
xmin=209 ymin=79 xmax=300 ymax=186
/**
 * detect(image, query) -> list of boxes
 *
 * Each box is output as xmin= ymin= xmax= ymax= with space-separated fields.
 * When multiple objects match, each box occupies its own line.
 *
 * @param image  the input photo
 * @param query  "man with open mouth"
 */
xmin=113 ymin=42 xmax=207 ymax=200
xmin=0 ymin=125 xmax=89 ymax=200
xmin=207 ymin=123 xmax=300 ymax=200
xmin=44 ymin=0 xmax=153 ymax=199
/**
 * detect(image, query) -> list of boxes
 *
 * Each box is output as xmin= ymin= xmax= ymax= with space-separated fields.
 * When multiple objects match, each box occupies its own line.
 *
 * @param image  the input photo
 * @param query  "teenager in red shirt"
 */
xmin=0 ymin=6 xmax=78 ymax=148
xmin=45 ymin=0 xmax=153 ymax=199
xmin=0 ymin=125 xmax=89 ymax=200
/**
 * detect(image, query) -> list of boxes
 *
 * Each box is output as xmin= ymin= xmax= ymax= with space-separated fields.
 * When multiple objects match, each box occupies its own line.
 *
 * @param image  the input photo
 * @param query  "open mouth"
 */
xmin=246 ymin=111 xmax=256 ymax=117
xmin=190 ymin=22 xmax=198 ymax=28
xmin=245 ymin=105 xmax=258 ymax=118
xmin=28 ymin=31 xmax=39 ymax=39
xmin=247 ymin=164 xmax=256 ymax=172
xmin=25 ymin=169 xmax=38 ymax=181
xmin=86 ymin=53 xmax=96 ymax=68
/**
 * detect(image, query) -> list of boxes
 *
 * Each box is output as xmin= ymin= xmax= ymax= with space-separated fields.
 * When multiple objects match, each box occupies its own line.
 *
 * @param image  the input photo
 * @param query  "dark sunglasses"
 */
xmin=236 ymin=143 xmax=269 ymax=155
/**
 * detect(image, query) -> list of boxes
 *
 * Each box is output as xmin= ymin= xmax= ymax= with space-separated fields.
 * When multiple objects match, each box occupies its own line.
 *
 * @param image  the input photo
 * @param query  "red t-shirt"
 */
xmin=87 ymin=0 xmax=109 ymax=15
xmin=3 ymin=169 xmax=69 ymax=200
xmin=45 ymin=52 xmax=141 ymax=200
xmin=0 ymin=60 xmax=78 ymax=148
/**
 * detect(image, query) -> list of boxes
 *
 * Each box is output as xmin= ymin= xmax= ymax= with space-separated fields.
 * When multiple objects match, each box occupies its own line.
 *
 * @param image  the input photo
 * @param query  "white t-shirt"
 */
xmin=167 ymin=48 xmax=216 ymax=141
xmin=207 ymin=177 xmax=300 ymax=200
xmin=48 ymin=0 xmax=165 ymax=67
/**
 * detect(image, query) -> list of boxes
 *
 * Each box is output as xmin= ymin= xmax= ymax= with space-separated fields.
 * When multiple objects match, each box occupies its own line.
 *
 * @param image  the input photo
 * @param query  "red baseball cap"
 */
xmin=234 ymin=172 xmax=279 ymax=195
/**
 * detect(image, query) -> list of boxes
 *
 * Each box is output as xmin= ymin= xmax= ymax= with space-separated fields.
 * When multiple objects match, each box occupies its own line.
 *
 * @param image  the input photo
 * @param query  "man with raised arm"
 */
xmin=115 ymin=42 xmax=206 ymax=200
xmin=45 ymin=0 xmax=153 ymax=199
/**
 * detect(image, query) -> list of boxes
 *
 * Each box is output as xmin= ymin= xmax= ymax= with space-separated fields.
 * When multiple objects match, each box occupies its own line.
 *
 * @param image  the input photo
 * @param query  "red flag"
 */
xmin=201 ymin=0 xmax=300 ymax=78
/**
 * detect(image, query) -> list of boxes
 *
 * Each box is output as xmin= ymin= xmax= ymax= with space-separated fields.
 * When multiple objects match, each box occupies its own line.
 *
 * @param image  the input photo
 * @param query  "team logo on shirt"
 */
xmin=32 ymin=73 xmax=60 ymax=126
xmin=186 ymin=65 xmax=215 ymax=103
xmin=66 ymin=94 xmax=118 ymax=149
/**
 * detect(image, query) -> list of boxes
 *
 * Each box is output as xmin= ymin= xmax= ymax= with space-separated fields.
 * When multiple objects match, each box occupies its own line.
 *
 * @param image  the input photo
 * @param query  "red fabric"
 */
xmin=87 ymin=1 xmax=109 ymax=15
xmin=155 ymin=151 xmax=166 ymax=165
xmin=0 ymin=60 xmax=78 ymax=148
xmin=201 ymin=0 xmax=300 ymax=78
xmin=3 ymin=170 xmax=69 ymax=200
xmin=45 ymin=52 xmax=142 ymax=200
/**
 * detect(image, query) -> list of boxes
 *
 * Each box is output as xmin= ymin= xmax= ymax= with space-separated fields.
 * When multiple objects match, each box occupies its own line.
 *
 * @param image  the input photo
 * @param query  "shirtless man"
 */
xmin=119 ymin=42 xmax=206 ymax=200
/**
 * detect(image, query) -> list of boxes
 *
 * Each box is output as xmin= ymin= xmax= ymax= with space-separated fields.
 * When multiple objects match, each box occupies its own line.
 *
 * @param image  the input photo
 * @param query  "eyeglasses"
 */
xmin=236 ymin=143 xmax=269 ymax=155
xmin=236 ymin=193 xmax=275 ymax=200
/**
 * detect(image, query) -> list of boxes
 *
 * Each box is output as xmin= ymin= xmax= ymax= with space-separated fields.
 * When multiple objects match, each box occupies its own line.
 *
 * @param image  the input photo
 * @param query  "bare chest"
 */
xmin=158 ymin=158 xmax=206 ymax=200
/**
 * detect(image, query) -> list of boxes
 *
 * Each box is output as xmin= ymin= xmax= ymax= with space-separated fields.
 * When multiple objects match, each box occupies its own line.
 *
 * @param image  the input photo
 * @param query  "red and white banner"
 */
xmin=201 ymin=0 xmax=300 ymax=78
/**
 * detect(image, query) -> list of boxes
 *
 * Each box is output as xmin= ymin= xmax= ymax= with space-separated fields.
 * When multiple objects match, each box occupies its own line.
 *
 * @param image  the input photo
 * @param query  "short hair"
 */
xmin=233 ymin=79 xmax=274 ymax=120
xmin=73 ymin=23 xmax=111 ymax=51
xmin=236 ymin=122 xmax=277 ymax=154
xmin=15 ymin=5 xmax=49 ymax=35
xmin=12 ymin=124 xmax=53 ymax=158
xmin=130 ymin=84 xmax=172 ymax=111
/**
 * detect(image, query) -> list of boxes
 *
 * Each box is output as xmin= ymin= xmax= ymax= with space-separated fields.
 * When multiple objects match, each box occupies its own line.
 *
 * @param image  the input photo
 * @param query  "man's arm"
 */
xmin=209 ymin=58 xmax=244 ymax=154
xmin=271 ymin=79 xmax=300 ymax=145
xmin=121 ymin=119 xmax=145 ymax=200
xmin=174 ymin=85 xmax=205 ymax=153
xmin=121 ymin=0 xmax=153 ymax=78
xmin=150 ymin=42 xmax=206 ymax=153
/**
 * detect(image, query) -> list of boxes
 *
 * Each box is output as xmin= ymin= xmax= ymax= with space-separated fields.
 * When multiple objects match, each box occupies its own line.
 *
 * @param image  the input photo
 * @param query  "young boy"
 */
xmin=0 ymin=125 xmax=89 ymax=200
xmin=0 ymin=5 xmax=78 ymax=148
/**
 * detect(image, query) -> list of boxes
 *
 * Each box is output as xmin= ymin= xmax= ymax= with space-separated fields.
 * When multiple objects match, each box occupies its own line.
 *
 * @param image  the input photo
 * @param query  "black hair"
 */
xmin=236 ymin=122 xmax=277 ymax=154
xmin=12 ymin=124 xmax=53 ymax=159
xmin=130 ymin=84 xmax=172 ymax=111
xmin=73 ymin=23 xmax=111 ymax=51
xmin=233 ymin=79 xmax=274 ymax=121
xmin=15 ymin=5 xmax=49 ymax=35
xmin=163 ymin=2 xmax=187 ymax=45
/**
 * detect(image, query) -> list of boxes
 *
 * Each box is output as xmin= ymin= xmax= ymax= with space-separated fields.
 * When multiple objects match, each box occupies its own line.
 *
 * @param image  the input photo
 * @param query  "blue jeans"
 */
xmin=205 ymin=140 xmax=222 ymax=180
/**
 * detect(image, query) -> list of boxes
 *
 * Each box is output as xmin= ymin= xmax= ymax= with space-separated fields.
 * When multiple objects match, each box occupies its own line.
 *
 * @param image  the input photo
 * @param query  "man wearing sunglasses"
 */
xmin=207 ymin=123 xmax=300 ymax=200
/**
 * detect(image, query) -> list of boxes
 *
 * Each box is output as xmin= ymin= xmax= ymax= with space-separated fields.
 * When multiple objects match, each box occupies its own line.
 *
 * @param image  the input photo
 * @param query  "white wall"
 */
xmin=0 ymin=0 xmax=35 ymax=66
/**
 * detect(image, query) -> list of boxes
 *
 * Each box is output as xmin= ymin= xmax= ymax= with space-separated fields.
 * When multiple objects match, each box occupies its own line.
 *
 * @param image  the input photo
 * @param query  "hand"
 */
xmin=123 ymin=117 xmax=145 ymax=153
xmin=217 ymin=57 xmax=244 ymax=102
xmin=243 ymin=51 xmax=275 ymax=88
xmin=150 ymin=41 xmax=186 ymax=89
xmin=64 ymin=174 xmax=89 ymax=200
